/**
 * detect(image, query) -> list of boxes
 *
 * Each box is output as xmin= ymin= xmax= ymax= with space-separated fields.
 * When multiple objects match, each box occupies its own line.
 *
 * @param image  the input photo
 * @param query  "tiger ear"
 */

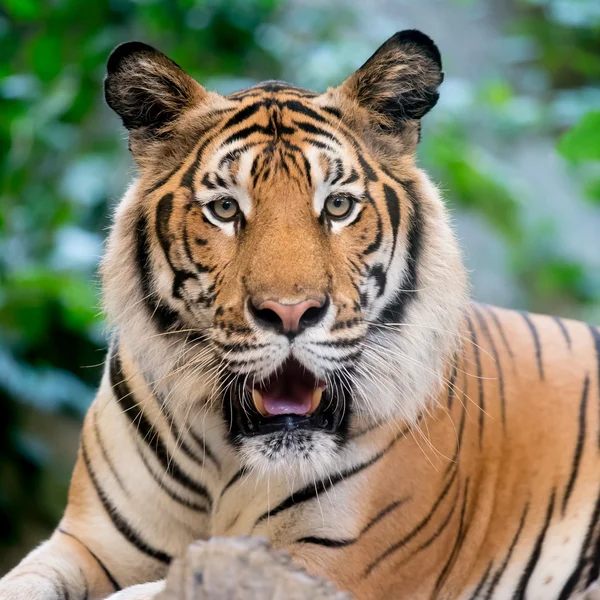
xmin=340 ymin=30 xmax=443 ymax=132
xmin=104 ymin=42 xmax=206 ymax=138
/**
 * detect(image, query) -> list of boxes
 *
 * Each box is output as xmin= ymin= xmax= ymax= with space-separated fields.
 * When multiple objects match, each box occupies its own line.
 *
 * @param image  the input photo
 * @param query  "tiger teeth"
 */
xmin=310 ymin=388 xmax=323 ymax=415
xmin=252 ymin=389 xmax=268 ymax=416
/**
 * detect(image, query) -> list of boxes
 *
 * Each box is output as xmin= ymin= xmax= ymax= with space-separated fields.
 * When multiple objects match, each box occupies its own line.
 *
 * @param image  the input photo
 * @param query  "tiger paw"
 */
xmin=157 ymin=537 xmax=352 ymax=600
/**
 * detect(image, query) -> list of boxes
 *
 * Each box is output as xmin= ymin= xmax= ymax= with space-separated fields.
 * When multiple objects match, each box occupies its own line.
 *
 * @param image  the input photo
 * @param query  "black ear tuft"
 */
xmin=104 ymin=41 xmax=205 ymax=134
xmin=342 ymin=29 xmax=443 ymax=130
xmin=106 ymin=41 xmax=160 ymax=76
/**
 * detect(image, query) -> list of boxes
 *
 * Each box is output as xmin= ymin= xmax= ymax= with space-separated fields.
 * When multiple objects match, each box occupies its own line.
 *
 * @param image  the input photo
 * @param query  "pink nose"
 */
xmin=250 ymin=297 xmax=328 ymax=334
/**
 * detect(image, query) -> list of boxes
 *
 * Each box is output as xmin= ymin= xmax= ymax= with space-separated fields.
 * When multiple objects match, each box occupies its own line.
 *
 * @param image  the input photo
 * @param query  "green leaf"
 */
xmin=558 ymin=111 xmax=600 ymax=163
xmin=2 ymin=0 xmax=41 ymax=21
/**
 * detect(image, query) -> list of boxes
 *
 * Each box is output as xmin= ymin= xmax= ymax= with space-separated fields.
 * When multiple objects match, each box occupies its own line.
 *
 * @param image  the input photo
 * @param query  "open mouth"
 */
xmin=250 ymin=359 xmax=325 ymax=417
xmin=224 ymin=358 xmax=348 ymax=438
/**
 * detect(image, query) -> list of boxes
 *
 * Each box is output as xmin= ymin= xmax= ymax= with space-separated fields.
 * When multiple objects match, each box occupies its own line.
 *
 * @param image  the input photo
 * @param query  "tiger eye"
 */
xmin=209 ymin=198 xmax=240 ymax=222
xmin=324 ymin=195 xmax=354 ymax=220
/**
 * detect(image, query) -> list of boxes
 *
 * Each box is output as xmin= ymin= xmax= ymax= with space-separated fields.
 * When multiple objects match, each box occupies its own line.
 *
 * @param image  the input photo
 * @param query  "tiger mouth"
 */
xmin=225 ymin=358 xmax=347 ymax=438
xmin=250 ymin=358 xmax=326 ymax=417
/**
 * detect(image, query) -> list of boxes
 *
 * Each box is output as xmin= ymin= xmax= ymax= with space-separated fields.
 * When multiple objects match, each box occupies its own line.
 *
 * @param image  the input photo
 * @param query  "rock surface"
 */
xmin=157 ymin=537 xmax=353 ymax=600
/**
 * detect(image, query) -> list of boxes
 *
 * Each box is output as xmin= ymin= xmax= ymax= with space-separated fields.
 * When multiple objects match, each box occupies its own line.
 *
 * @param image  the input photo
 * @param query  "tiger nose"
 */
xmin=249 ymin=296 xmax=329 ymax=335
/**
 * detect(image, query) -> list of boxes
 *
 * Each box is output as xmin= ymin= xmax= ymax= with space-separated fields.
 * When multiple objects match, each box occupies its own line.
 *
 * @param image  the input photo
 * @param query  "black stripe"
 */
xmin=212 ymin=339 xmax=269 ymax=352
xmin=383 ymin=183 xmax=401 ymax=269
xmin=512 ymin=488 xmax=556 ymax=600
xmin=292 ymin=120 xmax=341 ymax=145
xmin=445 ymin=372 xmax=468 ymax=477
xmin=55 ymin=568 xmax=70 ymax=600
xmin=135 ymin=441 xmax=209 ymax=513
xmin=466 ymin=312 xmax=485 ymax=447
xmin=134 ymin=212 xmax=179 ymax=332
xmin=447 ymin=359 xmax=458 ymax=410
xmin=557 ymin=486 xmax=600 ymax=599
xmin=155 ymin=193 xmax=197 ymax=302
xmin=303 ymin=138 xmax=335 ymax=152
xmin=395 ymin=483 xmax=460 ymax=568
xmin=146 ymin=163 xmax=185 ymax=195
xmin=149 ymin=374 xmax=220 ymax=474
xmin=432 ymin=478 xmax=470 ymax=598
xmin=468 ymin=563 xmax=492 ymax=600
xmin=356 ymin=152 xmax=378 ymax=182
xmin=220 ymin=466 xmax=249 ymax=497
xmin=157 ymin=401 xmax=220 ymax=474
xmin=342 ymin=168 xmax=359 ymax=185
xmin=200 ymin=172 xmax=215 ymax=189
xmin=562 ymin=376 xmax=589 ymax=516
xmin=330 ymin=158 xmax=344 ymax=185
xmin=254 ymin=427 xmax=409 ymax=527
xmin=254 ymin=452 xmax=383 ymax=526
xmin=110 ymin=352 xmax=212 ymax=505
xmin=218 ymin=143 xmax=255 ymax=169
xmin=296 ymin=496 xmax=410 ymax=550
xmin=222 ymin=123 xmax=271 ymax=147
xmin=187 ymin=429 xmax=221 ymax=473
xmin=180 ymin=129 xmax=219 ymax=189
xmin=93 ymin=413 xmax=128 ymax=494
xmin=553 ymin=316 xmax=572 ymax=350
xmin=296 ymin=536 xmax=355 ymax=548
xmin=347 ymin=421 xmax=382 ymax=440
xmin=378 ymin=181 xmax=422 ymax=324
xmin=221 ymin=102 xmax=263 ymax=131
xmin=484 ymin=503 xmax=529 ymax=599
xmin=482 ymin=305 xmax=514 ymax=360
xmin=364 ymin=468 xmax=459 ymax=578
xmin=58 ymin=528 xmax=122 ymax=591
xmin=362 ymin=191 xmax=383 ymax=256
xmin=586 ymin=529 xmax=600 ymax=588
xmin=518 ymin=311 xmax=544 ymax=380
xmin=80 ymin=438 xmax=171 ymax=565
xmin=588 ymin=325 xmax=600 ymax=448
xmin=473 ymin=304 xmax=506 ymax=428
xmin=301 ymin=153 xmax=312 ymax=188
xmin=308 ymin=337 xmax=363 ymax=349
xmin=243 ymin=81 xmax=316 ymax=96
xmin=282 ymin=100 xmax=330 ymax=124
xmin=361 ymin=497 xmax=411 ymax=535
xmin=321 ymin=106 xmax=342 ymax=119
xmin=585 ymin=494 xmax=600 ymax=587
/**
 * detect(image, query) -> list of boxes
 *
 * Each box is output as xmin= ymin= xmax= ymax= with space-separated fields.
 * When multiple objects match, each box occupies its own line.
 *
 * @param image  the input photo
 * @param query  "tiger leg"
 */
xmin=0 ymin=529 xmax=116 ymax=600
xmin=0 ymin=444 xmax=168 ymax=600
xmin=0 ymin=378 xmax=205 ymax=600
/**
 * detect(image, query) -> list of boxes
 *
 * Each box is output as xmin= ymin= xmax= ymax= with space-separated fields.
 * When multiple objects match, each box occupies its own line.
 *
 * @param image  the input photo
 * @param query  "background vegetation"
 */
xmin=0 ymin=0 xmax=598 ymax=573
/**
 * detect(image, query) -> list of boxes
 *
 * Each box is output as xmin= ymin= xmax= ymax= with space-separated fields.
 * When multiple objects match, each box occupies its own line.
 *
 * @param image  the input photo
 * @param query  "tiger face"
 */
xmin=102 ymin=31 xmax=468 ymax=477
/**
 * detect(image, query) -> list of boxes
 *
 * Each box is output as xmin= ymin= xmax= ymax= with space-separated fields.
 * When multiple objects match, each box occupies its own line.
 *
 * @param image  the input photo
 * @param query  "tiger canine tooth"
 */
xmin=252 ymin=389 xmax=268 ymax=416
xmin=310 ymin=388 xmax=323 ymax=414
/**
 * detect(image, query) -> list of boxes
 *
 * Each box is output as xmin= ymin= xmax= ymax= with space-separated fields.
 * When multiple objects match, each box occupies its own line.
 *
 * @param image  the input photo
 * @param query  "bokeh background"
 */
xmin=1 ymin=0 xmax=599 ymax=574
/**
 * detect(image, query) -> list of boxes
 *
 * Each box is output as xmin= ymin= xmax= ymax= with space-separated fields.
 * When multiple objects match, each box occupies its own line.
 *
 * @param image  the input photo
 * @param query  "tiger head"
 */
xmin=102 ymin=31 xmax=468 ymax=477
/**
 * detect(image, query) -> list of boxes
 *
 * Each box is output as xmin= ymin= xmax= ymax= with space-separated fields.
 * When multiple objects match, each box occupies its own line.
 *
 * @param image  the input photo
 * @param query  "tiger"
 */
xmin=1 ymin=28 xmax=599 ymax=600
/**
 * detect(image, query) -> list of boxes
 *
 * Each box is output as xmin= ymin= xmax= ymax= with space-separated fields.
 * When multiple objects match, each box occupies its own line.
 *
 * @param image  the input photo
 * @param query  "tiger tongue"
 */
xmin=260 ymin=371 xmax=316 ymax=415
xmin=262 ymin=387 xmax=313 ymax=416
xmin=251 ymin=359 xmax=325 ymax=417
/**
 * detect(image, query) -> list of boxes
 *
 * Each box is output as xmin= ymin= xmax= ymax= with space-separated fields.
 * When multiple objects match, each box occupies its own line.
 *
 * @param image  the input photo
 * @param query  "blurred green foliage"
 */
xmin=0 ymin=0 xmax=599 ymax=573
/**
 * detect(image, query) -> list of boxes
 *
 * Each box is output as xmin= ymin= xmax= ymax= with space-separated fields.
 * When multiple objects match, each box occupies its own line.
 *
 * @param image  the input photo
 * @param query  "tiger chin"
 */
xmin=2 ymin=29 xmax=600 ymax=600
